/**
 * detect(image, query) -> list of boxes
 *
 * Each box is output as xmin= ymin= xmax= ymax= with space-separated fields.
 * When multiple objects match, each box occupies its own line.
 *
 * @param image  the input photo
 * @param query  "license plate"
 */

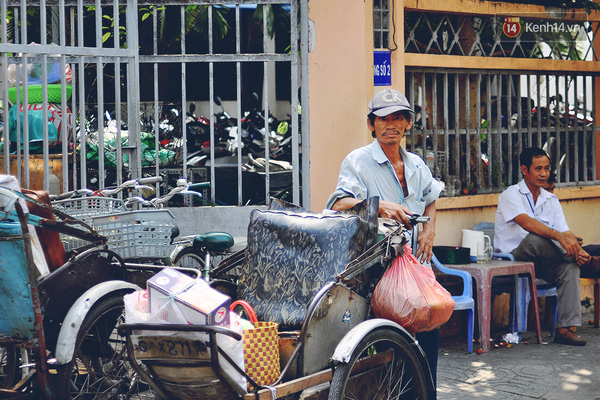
xmin=132 ymin=335 xmax=210 ymax=360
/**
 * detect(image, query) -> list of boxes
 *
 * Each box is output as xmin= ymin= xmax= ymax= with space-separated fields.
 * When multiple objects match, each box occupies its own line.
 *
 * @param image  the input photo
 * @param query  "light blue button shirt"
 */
xmin=326 ymin=140 xmax=443 ymax=215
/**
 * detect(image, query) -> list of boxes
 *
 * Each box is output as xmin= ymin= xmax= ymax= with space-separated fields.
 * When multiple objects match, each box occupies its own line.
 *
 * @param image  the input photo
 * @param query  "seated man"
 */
xmin=495 ymin=147 xmax=600 ymax=346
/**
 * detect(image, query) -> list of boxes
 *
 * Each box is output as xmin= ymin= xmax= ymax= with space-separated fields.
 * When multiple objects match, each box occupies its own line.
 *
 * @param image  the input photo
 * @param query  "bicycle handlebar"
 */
xmin=99 ymin=176 xmax=163 ymax=197
xmin=125 ymin=196 xmax=156 ymax=208
xmin=125 ymin=178 xmax=210 ymax=208
xmin=50 ymin=188 xmax=95 ymax=201
xmin=408 ymin=214 xmax=430 ymax=226
xmin=137 ymin=176 xmax=163 ymax=185
xmin=49 ymin=177 xmax=163 ymax=200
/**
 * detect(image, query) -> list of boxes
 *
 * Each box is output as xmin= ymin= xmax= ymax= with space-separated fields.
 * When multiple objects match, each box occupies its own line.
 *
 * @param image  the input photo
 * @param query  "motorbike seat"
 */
xmin=193 ymin=231 xmax=234 ymax=253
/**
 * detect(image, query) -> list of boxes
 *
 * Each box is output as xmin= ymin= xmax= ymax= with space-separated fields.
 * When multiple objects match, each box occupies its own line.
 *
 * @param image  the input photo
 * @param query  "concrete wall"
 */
xmin=170 ymin=187 xmax=600 ymax=252
xmin=170 ymin=205 xmax=266 ymax=241
xmin=307 ymin=0 xmax=375 ymax=211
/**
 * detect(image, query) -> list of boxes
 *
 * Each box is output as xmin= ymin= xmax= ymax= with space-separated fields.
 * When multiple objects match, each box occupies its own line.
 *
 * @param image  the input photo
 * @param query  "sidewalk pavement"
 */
xmin=438 ymin=312 xmax=600 ymax=400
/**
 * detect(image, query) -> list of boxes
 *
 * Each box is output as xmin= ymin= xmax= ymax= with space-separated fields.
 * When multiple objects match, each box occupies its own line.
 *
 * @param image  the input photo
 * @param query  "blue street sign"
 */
xmin=374 ymin=51 xmax=391 ymax=86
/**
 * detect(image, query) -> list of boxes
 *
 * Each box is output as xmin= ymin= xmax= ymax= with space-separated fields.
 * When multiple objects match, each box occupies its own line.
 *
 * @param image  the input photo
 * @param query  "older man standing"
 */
xmin=327 ymin=88 xmax=443 ymax=395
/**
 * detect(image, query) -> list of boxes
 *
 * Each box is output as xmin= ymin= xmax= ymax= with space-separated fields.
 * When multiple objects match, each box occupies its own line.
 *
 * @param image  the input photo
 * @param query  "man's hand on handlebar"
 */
xmin=378 ymin=200 xmax=414 ymax=227
xmin=378 ymin=201 xmax=433 ymax=262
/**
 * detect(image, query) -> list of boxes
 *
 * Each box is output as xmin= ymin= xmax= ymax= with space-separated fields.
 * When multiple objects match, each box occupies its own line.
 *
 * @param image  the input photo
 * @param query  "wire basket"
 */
xmin=53 ymin=197 xmax=128 ymax=250
xmin=92 ymin=209 xmax=175 ymax=260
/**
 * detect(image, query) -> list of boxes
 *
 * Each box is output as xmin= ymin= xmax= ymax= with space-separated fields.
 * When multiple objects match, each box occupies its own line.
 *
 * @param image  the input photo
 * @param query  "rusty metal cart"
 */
xmin=118 ymin=202 xmax=435 ymax=400
xmin=0 ymin=185 xmax=168 ymax=399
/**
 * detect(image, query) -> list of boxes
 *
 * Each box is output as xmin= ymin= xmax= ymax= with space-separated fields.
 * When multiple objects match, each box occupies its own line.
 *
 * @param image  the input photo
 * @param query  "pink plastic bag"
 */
xmin=371 ymin=244 xmax=455 ymax=333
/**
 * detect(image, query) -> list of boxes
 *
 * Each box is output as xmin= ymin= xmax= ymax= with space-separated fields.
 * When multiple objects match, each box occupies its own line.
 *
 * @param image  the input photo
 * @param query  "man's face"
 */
xmin=367 ymin=112 xmax=413 ymax=146
xmin=521 ymin=155 xmax=550 ymax=189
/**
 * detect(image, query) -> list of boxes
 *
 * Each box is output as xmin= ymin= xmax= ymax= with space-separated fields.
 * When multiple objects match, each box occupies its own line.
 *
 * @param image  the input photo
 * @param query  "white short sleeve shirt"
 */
xmin=494 ymin=179 xmax=569 ymax=254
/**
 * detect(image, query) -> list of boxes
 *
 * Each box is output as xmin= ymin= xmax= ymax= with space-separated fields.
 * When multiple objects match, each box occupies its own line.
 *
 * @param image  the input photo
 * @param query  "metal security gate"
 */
xmin=1 ymin=0 xmax=309 ymax=208
xmin=0 ymin=0 xmax=141 ymax=193
xmin=136 ymin=0 xmax=308 ymax=207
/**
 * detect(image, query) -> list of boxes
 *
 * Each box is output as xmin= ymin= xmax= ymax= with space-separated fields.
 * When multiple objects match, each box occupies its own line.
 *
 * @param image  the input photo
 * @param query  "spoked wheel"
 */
xmin=54 ymin=294 xmax=148 ymax=399
xmin=173 ymin=248 xmax=205 ymax=270
xmin=328 ymin=328 xmax=432 ymax=400
xmin=0 ymin=345 xmax=21 ymax=389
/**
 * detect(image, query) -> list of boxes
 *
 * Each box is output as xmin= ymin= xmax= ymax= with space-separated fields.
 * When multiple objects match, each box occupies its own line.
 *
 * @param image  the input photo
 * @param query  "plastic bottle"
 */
xmin=48 ymin=164 xmax=61 ymax=196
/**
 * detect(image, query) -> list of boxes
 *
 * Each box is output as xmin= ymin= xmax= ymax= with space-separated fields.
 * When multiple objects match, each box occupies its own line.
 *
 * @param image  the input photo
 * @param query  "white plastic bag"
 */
xmin=219 ymin=312 xmax=246 ymax=392
xmin=7 ymin=43 xmax=72 ymax=87
xmin=122 ymin=289 xmax=246 ymax=392
xmin=0 ymin=174 xmax=50 ymax=277
xmin=123 ymin=290 xmax=151 ymax=324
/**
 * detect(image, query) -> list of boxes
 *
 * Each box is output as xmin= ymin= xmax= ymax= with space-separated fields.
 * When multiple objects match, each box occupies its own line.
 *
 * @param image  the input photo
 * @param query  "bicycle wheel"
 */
xmin=173 ymin=247 xmax=205 ymax=270
xmin=53 ymin=293 xmax=146 ymax=399
xmin=328 ymin=328 xmax=431 ymax=400
xmin=0 ymin=345 xmax=20 ymax=389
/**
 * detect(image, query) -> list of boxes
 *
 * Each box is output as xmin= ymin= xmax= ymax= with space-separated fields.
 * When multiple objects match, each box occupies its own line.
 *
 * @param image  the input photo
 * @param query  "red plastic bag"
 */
xmin=371 ymin=244 xmax=455 ymax=333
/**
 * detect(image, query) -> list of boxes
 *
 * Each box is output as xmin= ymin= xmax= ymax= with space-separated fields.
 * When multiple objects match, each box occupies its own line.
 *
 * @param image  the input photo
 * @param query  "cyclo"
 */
xmin=0 ymin=183 xmax=167 ymax=399
xmin=118 ymin=197 xmax=436 ymax=400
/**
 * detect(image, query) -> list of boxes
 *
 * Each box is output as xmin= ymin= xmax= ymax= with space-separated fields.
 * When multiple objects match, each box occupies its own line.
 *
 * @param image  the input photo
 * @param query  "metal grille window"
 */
xmin=373 ymin=0 xmax=390 ymax=49
xmin=405 ymin=11 xmax=598 ymax=60
xmin=405 ymin=69 xmax=598 ymax=195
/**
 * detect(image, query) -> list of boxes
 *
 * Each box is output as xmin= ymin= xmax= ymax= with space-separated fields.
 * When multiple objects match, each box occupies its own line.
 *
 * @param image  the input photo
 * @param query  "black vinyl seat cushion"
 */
xmin=237 ymin=198 xmax=378 ymax=329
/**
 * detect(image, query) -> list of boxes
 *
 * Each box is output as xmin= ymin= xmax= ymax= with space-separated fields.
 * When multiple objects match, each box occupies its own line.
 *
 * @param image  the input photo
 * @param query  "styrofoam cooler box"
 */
xmin=147 ymin=268 xmax=230 ymax=327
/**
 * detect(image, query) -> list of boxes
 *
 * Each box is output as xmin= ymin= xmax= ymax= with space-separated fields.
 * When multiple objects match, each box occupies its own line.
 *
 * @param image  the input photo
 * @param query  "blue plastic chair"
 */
xmin=431 ymin=254 xmax=475 ymax=353
xmin=474 ymin=222 xmax=558 ymax=336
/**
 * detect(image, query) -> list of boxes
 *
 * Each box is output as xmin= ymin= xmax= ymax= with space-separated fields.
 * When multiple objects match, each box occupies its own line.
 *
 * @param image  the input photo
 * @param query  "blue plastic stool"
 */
xmin=494 ymin=252 xmax=558 ymax=335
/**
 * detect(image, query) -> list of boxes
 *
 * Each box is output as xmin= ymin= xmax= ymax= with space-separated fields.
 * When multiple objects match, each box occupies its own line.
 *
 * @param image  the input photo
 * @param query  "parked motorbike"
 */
xmin=226 ymin=92 xmax=284 ymax=156
xmin=184 ymin=103 xmax=211 ymax=154
xmin=535 ymin=94 xmax=593 ymax=128
xmin=214 ymin=96 xmax=237 ymax=134
xmin=165 ymin=101 xmax=235 ymax=166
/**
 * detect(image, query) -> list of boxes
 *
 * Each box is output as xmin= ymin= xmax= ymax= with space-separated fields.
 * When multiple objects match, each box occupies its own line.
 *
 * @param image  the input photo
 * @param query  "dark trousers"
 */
xmin=416 ymin=328 xmax=440 ymax=399
xmin=511 ymin=233 xmax=581 ymax=327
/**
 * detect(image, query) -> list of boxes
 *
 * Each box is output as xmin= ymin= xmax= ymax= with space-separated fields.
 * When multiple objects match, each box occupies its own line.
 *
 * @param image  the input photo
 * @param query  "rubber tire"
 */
xmin=173 ymin=247 xmax=205 ymax=270
xmin=53 ymin=293 xmax=143 ymax=399
xmin=328 ymin=328 xmax=431 ymax=400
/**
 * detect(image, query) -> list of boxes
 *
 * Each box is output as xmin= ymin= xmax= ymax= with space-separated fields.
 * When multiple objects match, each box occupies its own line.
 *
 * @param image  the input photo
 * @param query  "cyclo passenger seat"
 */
xmin=193 ymin=231 xmax=234 ymax=253
xmin=236 ymin=197 xmax=379 ymax=329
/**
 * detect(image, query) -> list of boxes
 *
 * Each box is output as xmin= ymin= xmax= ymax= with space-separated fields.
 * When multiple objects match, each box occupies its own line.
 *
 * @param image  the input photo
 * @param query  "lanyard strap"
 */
xmin=525 ymin=193 xmax=546 ymax=221
xmin=525 ymin=194 xmax=536 ymax=215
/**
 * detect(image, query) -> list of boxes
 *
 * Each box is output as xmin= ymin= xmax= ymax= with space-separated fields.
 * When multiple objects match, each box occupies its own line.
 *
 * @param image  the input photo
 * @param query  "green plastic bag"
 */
xmin=85 ymin=131 xmax=175 ymax=168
